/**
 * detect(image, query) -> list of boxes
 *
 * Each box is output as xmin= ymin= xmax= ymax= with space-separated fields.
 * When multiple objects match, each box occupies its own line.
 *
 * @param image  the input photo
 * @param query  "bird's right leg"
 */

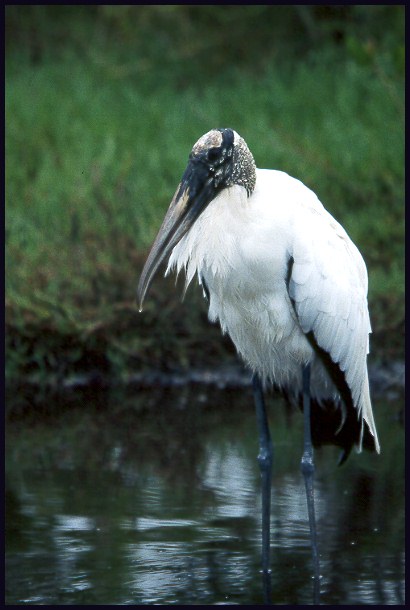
xmin=252 ymin=373 xmax=273 ymax=576
xmin=301 ymin=363 xmax=321 ymax=601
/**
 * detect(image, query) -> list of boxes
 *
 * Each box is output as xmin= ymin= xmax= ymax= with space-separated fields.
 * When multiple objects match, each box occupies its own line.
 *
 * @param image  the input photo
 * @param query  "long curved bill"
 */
xmin=137 ymin=159 xmax=215 ymax=311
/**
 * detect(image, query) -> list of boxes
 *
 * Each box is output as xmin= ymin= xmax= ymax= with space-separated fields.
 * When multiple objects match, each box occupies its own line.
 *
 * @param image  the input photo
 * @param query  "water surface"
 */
xmin=6 ymin=385 xmax=404 ymax=604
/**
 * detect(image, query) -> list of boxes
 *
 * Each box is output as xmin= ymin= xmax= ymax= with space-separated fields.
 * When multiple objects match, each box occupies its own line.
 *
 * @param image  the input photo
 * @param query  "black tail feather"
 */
xmin=308 ymin=397 xmax=376 ymax=462
xmin=279 ymin=388 xmax=377 ymax=464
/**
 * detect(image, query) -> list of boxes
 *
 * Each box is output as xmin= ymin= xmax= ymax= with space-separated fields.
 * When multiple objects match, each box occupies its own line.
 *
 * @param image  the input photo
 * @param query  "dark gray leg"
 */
xmin=252 ymin=373 xmax=273 ymax=578
xmin=301 ymin=364 xmax=321 ymax=602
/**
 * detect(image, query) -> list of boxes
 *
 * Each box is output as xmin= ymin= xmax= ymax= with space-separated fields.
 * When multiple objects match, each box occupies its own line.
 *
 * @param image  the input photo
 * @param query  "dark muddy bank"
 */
xmin=6 ymin=359 xmax=404 ymax=421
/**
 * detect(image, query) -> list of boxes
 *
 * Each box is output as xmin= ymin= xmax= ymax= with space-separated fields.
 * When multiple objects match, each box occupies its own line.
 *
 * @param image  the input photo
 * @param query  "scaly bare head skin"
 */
xmin=191 ymin=129 xmax=224 ymax=154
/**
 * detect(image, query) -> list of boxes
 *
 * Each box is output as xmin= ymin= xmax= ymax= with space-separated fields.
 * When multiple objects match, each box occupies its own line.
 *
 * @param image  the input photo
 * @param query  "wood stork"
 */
xmin=137 ymin=127 xmax=380 ymax=595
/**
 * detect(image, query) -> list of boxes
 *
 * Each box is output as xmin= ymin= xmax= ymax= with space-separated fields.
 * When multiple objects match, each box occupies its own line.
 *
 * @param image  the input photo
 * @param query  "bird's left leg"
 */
xmin=301 ymin=363 xmax=321 ymax=596
xmin=252 ymin=373 xmax=273 ymax=576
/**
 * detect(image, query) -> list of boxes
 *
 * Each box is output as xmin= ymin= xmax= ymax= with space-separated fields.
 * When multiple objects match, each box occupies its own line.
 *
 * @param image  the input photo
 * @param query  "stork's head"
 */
xmin=137 ymin=128 xmax=256 ymax=310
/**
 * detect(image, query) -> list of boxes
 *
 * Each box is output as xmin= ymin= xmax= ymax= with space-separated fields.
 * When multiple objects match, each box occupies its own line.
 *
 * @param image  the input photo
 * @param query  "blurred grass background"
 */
xmin=5 ymin=5 xmax=404 ymax=393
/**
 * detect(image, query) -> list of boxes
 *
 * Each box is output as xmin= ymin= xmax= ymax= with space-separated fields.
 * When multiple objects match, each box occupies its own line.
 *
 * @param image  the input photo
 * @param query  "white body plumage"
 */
xmin=167 ymin=168 xmax=379 ymax=453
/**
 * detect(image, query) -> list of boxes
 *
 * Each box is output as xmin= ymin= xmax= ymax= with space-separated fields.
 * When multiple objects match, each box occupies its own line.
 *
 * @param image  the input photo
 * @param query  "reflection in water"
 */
xmin=5 ymin=386 xmax=404 ymax=605
xmin=203 ymin=446 xmax=256 ymax=518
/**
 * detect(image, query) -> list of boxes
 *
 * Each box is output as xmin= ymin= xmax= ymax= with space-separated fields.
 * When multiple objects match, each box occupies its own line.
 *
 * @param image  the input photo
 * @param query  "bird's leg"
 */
xmin=252 ymin=373 xmax=273 ymax=578
xmin=301 ymin=363 xmax=321 ymax=599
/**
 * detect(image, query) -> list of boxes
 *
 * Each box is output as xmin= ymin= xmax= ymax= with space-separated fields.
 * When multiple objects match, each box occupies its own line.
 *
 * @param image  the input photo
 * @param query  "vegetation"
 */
xmin=6 ymin=6 xmax=404 ymax=397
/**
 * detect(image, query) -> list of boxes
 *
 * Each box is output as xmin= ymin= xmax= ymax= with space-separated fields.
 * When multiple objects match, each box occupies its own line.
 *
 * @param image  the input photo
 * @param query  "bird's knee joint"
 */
xmin=300 ymin=454 xmax=315 ymax=477
xmin=257 ymin=450 xmax=273 ymax=471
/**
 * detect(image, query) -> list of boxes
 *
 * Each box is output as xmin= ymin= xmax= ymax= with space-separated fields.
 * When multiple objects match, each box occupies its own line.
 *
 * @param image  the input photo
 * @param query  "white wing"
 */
xmin=288 ymin=200 xmax=380 ymax=453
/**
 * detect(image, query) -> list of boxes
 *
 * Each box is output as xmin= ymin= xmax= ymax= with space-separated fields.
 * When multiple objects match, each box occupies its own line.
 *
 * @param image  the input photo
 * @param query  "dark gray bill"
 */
xmin=137 ymin=160 xmax=216 ymax=311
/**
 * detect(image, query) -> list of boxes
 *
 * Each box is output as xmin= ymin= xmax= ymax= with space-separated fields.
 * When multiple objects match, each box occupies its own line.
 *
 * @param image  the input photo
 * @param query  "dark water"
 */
xmin=5 ymin=385 xmax=404 ymax=605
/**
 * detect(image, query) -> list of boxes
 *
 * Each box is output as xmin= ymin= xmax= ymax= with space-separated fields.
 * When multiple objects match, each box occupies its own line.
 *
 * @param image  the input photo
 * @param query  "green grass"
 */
xmin=5 ymin=7 xmax=404 ymax=391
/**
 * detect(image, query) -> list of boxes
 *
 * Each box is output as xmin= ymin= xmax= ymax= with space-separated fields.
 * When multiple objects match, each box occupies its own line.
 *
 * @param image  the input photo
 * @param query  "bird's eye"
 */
xmin=207 ymin=148 xmax=220 ymax=163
